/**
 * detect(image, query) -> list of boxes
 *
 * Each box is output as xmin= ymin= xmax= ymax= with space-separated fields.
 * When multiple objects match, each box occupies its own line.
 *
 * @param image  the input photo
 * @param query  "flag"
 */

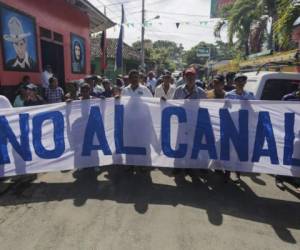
xmin=100 ymin=30 xmax=107 ymax=70
xmin=115 ymin=4 xmax=125 ymax=71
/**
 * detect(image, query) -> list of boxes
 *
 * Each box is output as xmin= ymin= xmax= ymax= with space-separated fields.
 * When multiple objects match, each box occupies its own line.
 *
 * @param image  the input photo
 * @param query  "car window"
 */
xmin=261 ymin=79 xmax=300 ymax=100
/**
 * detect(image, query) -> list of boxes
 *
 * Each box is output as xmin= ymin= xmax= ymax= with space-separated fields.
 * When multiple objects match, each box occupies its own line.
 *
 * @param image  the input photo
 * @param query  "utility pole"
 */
xmin=141 ymin=0 xmax=145 ymax=71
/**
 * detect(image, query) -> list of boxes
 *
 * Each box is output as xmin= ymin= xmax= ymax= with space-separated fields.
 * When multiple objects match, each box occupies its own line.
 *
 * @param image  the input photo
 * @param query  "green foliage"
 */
xmin=131 ymin=39 xmax=184 ymax=72
xmin=214 ymin=0 xmax=299 ymax=55
xmin=183 ymin=42 xmax=215 ymax=66
xmin=215 ymin=41 xmax=238 ymax=60
xmin=275 ymin=0 xmax=300 ymax=49
xmin=183 ymin=41 xmax=237 ymax=66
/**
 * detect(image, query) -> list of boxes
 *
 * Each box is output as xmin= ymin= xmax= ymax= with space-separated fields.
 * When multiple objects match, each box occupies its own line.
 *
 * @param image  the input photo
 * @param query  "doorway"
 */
xmin=41 ymin=40 xmax=65 ymax=89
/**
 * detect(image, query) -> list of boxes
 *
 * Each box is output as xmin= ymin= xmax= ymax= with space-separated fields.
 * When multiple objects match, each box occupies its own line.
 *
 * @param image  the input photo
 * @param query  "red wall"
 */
xmin=0 ymin=0 xmax=91 ymax=86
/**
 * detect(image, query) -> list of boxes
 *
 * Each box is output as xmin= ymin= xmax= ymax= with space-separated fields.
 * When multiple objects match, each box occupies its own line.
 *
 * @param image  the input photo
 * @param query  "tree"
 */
xmin=275 ymin=0 xmax=300 ymax=49
xmin=183 ymin=42 xmax=217 ymax=66
xmin=132 ymin=40 xmax=184 ymax=72
xmin=214 ymin=0 xmax=277 ymax=56
xmin=132 ymin=39 xmax=153 ymax=58
xmin=214 ymin=0 xmax=299 ymax=56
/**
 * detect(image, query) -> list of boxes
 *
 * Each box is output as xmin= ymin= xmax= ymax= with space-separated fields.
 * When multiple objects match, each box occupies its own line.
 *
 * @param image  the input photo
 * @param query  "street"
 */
xmin=0 ymin=167 xmax=299 ymax=250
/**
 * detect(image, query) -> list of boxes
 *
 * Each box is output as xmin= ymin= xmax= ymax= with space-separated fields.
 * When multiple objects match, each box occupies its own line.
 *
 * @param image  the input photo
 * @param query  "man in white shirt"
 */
xmin=0 ymin=95 xmax=13 ymax=108
xmin=41 ymin=65 xmax=53 ymax=89
xmin=122 ymin=70 xmax=153 ymax=97
xmin=154 ymin=71 xmax=176 ymax=100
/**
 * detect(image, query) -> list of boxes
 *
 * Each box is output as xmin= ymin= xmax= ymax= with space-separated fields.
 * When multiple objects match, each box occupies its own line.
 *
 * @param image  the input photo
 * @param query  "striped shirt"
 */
xmin=45 ymin=87 xmax=64 ymax=103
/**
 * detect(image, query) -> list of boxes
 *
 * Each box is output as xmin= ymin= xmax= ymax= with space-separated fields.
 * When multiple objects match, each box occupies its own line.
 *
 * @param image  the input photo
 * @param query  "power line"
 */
xmin=106 ymin=0 xmax=141 ymax=6
xmin=146 ymin=10 xmax=210 ymax=18
xmin=94 ymin=0 xmax=140 ymax=7
xmin=146 ymin=29 xmax=213 ymax=37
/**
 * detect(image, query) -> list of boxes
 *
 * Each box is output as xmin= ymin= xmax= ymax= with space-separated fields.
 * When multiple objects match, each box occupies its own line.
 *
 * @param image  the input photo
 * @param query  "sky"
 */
xmin=90 ymin=0 xmax=226 ymax=50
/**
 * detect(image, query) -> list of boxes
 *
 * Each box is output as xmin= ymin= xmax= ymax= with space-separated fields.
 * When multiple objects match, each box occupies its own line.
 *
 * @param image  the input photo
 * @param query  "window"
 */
xmin=261 ymin=79 xmax=300 ymax=100
xmin=53 ymin=32 xmax=63 ymax=43
xmin=40 ymin=27 xmax=52 ymax=39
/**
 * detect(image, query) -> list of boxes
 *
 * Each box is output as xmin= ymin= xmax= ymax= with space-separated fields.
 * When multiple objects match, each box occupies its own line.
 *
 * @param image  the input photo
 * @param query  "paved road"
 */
xmin=0 ymin=167 xmax=299 ymax=250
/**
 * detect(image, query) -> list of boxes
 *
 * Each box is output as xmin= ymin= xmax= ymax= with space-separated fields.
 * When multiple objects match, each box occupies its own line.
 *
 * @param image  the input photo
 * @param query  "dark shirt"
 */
xmin=224 ymin=85 xmax=235 ymax=92
xmin=6 ymin=56 xmax=37 ymax=71
xmin=100 ymin=90 xmax=113 ymax=98
xmin=24 ymin=96 xmax=45 ymax=106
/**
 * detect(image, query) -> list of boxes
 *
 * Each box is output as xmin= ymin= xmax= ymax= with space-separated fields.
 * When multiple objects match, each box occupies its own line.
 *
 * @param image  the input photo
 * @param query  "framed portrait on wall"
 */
xmin=0 ymin=4 xmax=39 ymax=72
xmin=71 ymin=33 xmax=85 ymax=74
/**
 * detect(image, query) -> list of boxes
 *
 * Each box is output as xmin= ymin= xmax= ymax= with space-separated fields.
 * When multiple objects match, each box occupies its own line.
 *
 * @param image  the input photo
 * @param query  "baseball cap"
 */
xmin=234 ymin=73 xmax=247 ymax=82
xmin=25 ymin=83 xmax=38 ymax=90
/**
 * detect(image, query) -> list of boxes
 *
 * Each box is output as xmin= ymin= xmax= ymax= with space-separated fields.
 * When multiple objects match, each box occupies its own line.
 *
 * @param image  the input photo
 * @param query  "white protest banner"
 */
xmin=0 ymin=97 xmax=299 ymax=177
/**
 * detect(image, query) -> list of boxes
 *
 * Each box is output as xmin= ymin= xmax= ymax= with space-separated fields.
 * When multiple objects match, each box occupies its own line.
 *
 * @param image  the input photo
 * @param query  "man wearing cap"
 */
xmin=154 ymin=71 xmax=176 ymax=100
xmin=225 ymin=73 xmax=255 ymax=100
xmin=172 ymin=68 xmax=206 ymax=176
xmin=173 ymin=68 xmax=206 ymax=99
xmin=3 ymin=16 xmax=36 ymax=71
xmin=122 ymin=70 xmax=153 ymax=98
xmin=24 ymin=84 xmax=45 ymax=106
xmin=225 ymin=73 xmax=255 ymax=183
xmin=84 ymin=75 xmax=104 ymax=98
xmin=45 ymin=77 xmax=64 ymax=103
xmin=206 ymin=74 xmax=226 ymax=99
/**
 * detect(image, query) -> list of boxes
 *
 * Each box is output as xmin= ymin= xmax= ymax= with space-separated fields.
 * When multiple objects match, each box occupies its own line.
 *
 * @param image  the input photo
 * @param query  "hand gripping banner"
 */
xmin=0 ymin=97 xmax=299 ymax=177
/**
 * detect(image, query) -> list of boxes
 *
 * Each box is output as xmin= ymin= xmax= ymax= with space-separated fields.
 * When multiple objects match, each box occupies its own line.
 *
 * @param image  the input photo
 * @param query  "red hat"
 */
xmin=185 ymin=68 xmax=196 ymax=75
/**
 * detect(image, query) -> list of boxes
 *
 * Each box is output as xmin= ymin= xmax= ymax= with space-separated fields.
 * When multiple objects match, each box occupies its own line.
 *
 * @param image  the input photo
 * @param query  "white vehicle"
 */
xmin=172 ymin=71 xmax=182 ymax=79
xmin=243 ymin=71 xmax=300 ymax=100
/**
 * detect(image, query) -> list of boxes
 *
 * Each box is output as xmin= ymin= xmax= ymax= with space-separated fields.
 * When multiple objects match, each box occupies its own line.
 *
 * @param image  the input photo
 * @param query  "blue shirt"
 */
xmin=225 ymin=90 xmax=256 ymax=100
xmin=173 ymin=84 xmax=206 ymax=99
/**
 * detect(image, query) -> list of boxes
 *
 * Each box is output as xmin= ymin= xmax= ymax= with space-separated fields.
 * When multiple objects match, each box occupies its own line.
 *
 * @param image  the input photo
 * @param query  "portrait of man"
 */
xmin=71 ymin=34 xmax=85 ymax=74
xmin=1 ymin=5 xmax=38 ymax=72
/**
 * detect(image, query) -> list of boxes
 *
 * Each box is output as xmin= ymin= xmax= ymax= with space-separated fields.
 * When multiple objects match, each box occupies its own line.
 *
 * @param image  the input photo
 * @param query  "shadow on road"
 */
xmin=0 ymin=167 xmax=299 ymax=244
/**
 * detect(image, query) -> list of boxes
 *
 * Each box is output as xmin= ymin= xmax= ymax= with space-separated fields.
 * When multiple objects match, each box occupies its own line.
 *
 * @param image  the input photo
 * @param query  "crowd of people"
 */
xmin=0 ymin=65 xmax=299 ymax=194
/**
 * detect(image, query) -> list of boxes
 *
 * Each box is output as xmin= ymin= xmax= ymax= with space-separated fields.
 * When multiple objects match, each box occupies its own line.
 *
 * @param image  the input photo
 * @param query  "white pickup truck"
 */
xmin=243 ymin=71 xmax=300 ymax=100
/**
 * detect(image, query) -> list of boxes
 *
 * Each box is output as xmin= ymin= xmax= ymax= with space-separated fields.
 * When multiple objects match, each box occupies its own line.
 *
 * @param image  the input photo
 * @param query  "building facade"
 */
xmin=0 ymin=0 xmax=113 ymax=99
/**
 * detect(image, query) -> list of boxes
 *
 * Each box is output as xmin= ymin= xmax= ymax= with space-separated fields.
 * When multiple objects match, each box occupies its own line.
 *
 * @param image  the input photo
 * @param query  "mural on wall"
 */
xmin=71 ymin=33 xmax=85 ymax=74
xmin=0 ymin=4 xmax=38 ymax=72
